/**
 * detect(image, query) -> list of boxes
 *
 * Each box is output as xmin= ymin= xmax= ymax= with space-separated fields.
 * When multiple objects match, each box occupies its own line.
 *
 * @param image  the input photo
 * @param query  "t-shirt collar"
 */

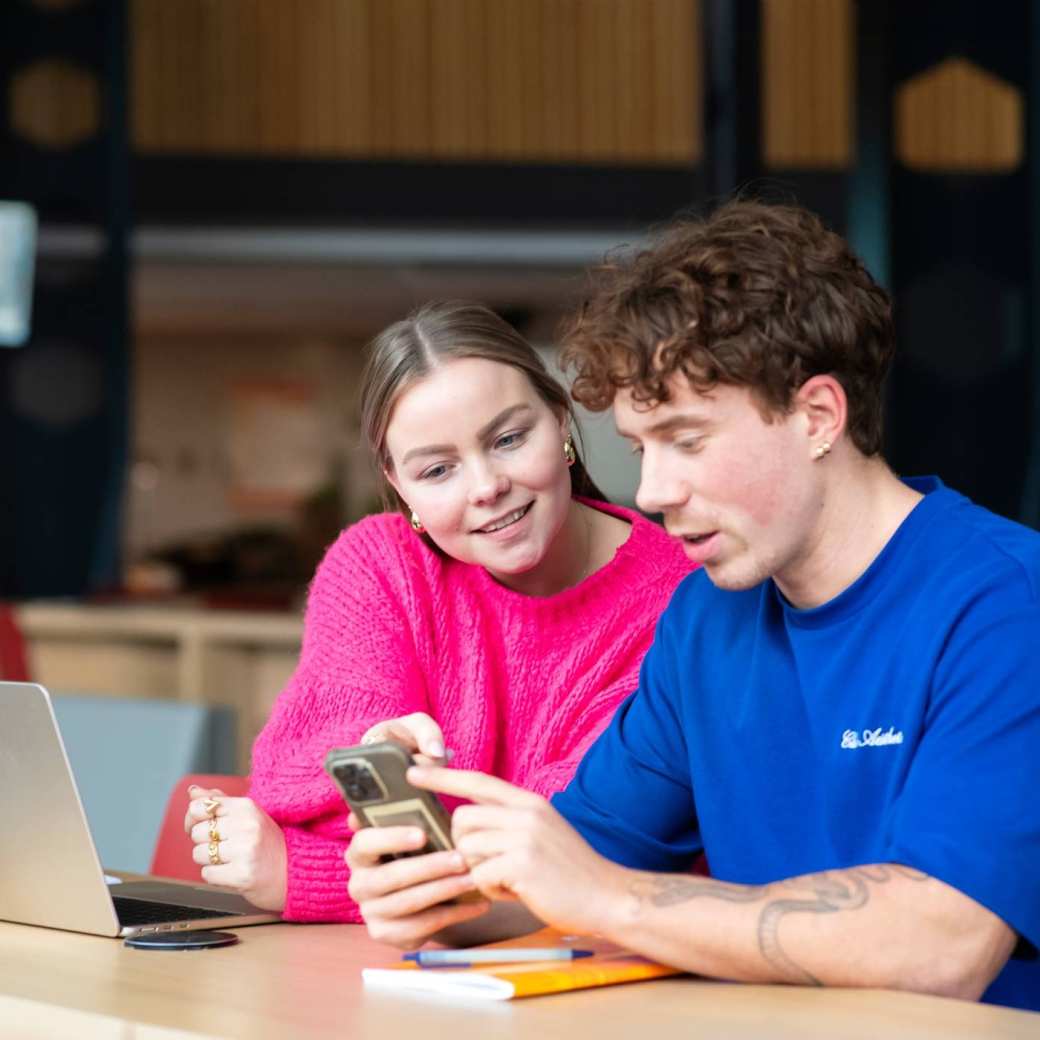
xmin=776 ymin=475 xmax=959 ymax=628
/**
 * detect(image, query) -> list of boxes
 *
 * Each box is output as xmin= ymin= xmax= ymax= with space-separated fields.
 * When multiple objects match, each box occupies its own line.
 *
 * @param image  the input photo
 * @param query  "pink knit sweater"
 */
xmin=249 ymin=500 xmax=694 ymax=921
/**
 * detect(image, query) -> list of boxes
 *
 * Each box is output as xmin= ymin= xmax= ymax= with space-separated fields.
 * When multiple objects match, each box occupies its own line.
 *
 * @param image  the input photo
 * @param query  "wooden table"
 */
xmin=1 ymin=920 xmax=1038 ymax=1039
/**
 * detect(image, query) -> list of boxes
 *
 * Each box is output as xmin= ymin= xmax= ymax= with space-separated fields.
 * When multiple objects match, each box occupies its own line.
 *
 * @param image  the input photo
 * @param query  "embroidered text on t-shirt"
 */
xmin=841 ymin=727 xmax=904 ymax=749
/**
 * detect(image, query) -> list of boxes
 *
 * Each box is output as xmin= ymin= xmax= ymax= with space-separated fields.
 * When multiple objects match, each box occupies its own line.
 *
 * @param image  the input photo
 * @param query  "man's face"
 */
xmin=615 ymin=376 xmax=821 ymax=592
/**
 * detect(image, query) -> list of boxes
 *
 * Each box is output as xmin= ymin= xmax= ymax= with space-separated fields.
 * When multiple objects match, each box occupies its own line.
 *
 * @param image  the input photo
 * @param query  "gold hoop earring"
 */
xmin=563 ymin=436 xmax=577 ymax=466
xmin=813 ymin=440 xmax=832 ymax=461
xmin=409 ymin=510 xmax=425 ymax=533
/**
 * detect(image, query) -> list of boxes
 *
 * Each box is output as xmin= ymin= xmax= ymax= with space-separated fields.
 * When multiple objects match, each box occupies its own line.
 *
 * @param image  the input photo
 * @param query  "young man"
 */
xmin=398 ymin=202 xmax=1040 ymax=1010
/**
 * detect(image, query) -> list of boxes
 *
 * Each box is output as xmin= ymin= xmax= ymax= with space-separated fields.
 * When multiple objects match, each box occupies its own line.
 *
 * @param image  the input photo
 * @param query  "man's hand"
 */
xmin=408 ymin=769 xmax=1016 ymax=998
xmin=408 ymin=766 xmax=628 ymax=935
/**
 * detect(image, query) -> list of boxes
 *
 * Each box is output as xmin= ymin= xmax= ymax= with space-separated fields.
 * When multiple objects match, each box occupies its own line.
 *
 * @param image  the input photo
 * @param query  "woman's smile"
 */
xmin=472 ymin=501 xmax=534 ymax=536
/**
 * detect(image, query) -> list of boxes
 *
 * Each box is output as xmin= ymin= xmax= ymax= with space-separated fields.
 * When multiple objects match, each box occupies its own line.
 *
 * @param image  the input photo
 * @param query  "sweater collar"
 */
xmin=468 ymin=498 xmax=672 ymax=609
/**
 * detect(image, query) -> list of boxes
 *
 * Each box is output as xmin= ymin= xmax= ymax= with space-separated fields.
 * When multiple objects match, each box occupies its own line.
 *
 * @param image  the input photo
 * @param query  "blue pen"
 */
xmin=404 ymin=947 xmax=595 ymax=968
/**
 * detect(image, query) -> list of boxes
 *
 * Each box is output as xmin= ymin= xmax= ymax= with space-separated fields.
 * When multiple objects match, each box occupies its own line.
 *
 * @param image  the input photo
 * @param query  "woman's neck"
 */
xmin=487 ymin=499 xmax=629 ymax=598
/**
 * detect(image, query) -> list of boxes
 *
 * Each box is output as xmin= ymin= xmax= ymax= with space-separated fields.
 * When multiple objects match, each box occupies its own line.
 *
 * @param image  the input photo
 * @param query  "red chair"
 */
xmin=0 ymin=605 xmax=30 ymax=682
xmin=150 ymin=773 xmax=250 ymax=881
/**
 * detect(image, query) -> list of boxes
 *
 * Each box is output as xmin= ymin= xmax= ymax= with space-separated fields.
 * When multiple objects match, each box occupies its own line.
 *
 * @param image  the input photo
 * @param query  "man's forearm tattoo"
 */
xmin=628 ymin=863 xmax=931 ymax=985
xmin=629 ymin=874 xmax=767 ymax=907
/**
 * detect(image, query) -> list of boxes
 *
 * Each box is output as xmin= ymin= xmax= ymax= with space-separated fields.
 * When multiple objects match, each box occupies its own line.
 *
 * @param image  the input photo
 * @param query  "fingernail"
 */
xmin=429 ymin=740 xmax=445 ymax=758
xmin=449 ymin=852 xmax=466 ymax=871
xmin=409 ymin=828 xmax=426 ymax=845
xmin=188 ymin=785 xmax=200 ymax=794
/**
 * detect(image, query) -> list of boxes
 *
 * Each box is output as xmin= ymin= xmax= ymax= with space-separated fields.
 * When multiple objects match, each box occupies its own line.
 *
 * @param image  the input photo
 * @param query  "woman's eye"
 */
xmin=495 ymin=429 xmax=527 ymax=450
xmin=419 ymin=463 xmax=450 ymax=481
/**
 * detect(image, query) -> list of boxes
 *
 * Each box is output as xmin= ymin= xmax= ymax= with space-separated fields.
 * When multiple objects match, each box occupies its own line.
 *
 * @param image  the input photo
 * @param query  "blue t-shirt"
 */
xmin=552 ymin=477 xmax=1040 ymax=1011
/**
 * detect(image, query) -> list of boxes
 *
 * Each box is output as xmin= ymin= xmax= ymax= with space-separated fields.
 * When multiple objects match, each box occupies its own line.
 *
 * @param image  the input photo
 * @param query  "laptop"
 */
xmin=0 ymin=681 xmax=281 ymax=937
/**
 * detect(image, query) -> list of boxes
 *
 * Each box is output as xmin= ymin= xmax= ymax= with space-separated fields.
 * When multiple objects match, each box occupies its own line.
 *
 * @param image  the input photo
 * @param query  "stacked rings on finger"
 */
xmin=203 ymin=796 xmax=223 ymax=865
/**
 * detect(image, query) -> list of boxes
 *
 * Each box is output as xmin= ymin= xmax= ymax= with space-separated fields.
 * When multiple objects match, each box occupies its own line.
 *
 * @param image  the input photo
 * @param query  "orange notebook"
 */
xmin=361 ymin=928 xmax=682 ymax=1001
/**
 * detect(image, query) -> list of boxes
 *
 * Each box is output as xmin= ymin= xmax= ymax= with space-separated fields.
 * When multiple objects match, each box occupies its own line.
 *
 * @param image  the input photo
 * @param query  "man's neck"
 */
xmin=775 ymin=458 xmax=924 ymax=610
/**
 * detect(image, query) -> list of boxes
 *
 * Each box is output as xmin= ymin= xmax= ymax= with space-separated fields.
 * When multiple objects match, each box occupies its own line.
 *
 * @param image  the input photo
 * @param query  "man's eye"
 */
xmin=629 ymin=444 xmax=644 ymax=456
xmin=676 ymin=438 xmax=704 ymax=453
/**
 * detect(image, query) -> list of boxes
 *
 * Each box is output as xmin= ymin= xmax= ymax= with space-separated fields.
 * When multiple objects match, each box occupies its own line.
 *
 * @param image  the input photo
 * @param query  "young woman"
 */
xmin=183 ymin=301 xmax=694 ymax=932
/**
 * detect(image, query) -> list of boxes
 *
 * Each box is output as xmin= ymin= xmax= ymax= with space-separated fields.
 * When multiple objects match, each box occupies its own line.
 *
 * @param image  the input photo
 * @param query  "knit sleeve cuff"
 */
xmin=281 ymin=824 xmax=362 ymax=923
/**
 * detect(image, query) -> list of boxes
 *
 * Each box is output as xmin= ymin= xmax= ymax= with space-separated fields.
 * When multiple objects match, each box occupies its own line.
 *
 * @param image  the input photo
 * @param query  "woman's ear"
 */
xmin=384 ymin=465 xmax=403 ymax=502
xmin=557 ymin=408 xmax=572 ymax=441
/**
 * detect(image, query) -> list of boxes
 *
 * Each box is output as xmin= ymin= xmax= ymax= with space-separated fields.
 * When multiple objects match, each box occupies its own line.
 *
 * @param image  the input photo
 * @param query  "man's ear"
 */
xmin=795 ymin=374 xmax=847 ymax=448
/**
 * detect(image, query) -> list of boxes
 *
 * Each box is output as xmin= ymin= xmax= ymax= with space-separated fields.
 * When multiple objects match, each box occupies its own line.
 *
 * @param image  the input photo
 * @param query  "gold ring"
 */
xmin=208 ymin=840 xmax=222 ymax=866
xmin=209 ymin=824 xmax=221 ymax=843
xmin=202 ymin=797 xmax=221 ymax=819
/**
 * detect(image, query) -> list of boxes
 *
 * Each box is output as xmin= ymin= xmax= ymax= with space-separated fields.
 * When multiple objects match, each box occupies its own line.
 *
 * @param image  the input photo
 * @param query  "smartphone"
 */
xmin=324 ymin=741 xmax=454 ymax=857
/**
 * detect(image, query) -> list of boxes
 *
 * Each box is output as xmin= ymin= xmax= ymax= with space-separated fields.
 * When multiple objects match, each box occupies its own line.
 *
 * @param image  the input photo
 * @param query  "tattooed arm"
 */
xmin=411 ymin=766 xmax=1016 ymax=1000
xmin=620 ymin=864 xmax=1014 ymax=999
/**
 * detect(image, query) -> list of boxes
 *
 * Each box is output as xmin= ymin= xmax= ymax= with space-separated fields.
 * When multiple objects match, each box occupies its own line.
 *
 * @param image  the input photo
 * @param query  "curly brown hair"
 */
xmin=560 ymin=200 xmax=895 ymax=456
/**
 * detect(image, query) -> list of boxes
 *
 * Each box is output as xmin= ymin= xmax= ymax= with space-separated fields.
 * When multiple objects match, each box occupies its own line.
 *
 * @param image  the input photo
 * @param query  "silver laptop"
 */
xmin=0 ymin=681 xmax=281 ymax=937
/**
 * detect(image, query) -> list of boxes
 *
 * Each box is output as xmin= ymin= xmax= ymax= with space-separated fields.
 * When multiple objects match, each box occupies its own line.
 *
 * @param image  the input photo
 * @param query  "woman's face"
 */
xmin=384 ymin=357 xmax=573 ymax=580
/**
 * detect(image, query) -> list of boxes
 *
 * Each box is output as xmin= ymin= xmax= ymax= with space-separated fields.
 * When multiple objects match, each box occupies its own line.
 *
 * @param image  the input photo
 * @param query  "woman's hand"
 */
xmin=183 ymin=785 xmax=288 ymax=912
xmin=345 ymin=812 xmax=489 ymax=948
xmin=360 ymin=712 xmax=454 ymax=766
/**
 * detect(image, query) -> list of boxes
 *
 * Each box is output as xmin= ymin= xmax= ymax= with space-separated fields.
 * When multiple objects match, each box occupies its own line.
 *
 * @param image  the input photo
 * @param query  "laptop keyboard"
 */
xmin=112 ymin=896 xmax=237 ymax=925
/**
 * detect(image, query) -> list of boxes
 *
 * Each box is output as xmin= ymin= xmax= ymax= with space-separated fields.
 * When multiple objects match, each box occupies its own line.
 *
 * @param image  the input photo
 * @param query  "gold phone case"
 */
xmin=324 ymin=741 xmax=454 ymax=856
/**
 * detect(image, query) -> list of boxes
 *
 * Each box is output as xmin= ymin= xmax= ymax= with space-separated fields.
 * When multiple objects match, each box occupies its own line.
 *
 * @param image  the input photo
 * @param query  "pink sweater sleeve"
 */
xmin=249 ymin=519 xmax=431 ymax=921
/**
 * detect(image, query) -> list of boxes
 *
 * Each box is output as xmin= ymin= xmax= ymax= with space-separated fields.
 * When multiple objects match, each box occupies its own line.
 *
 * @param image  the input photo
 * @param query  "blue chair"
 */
xmin=51 ymin=694 xmax=236 ymax=873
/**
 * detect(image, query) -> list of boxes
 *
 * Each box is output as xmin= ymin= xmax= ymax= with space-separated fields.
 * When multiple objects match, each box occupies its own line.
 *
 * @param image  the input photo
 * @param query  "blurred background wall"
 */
xmin=4 ymin=0 xmax=1037 ymax=601
xmin=0 ymin=0 xmax=1038 ymax=778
